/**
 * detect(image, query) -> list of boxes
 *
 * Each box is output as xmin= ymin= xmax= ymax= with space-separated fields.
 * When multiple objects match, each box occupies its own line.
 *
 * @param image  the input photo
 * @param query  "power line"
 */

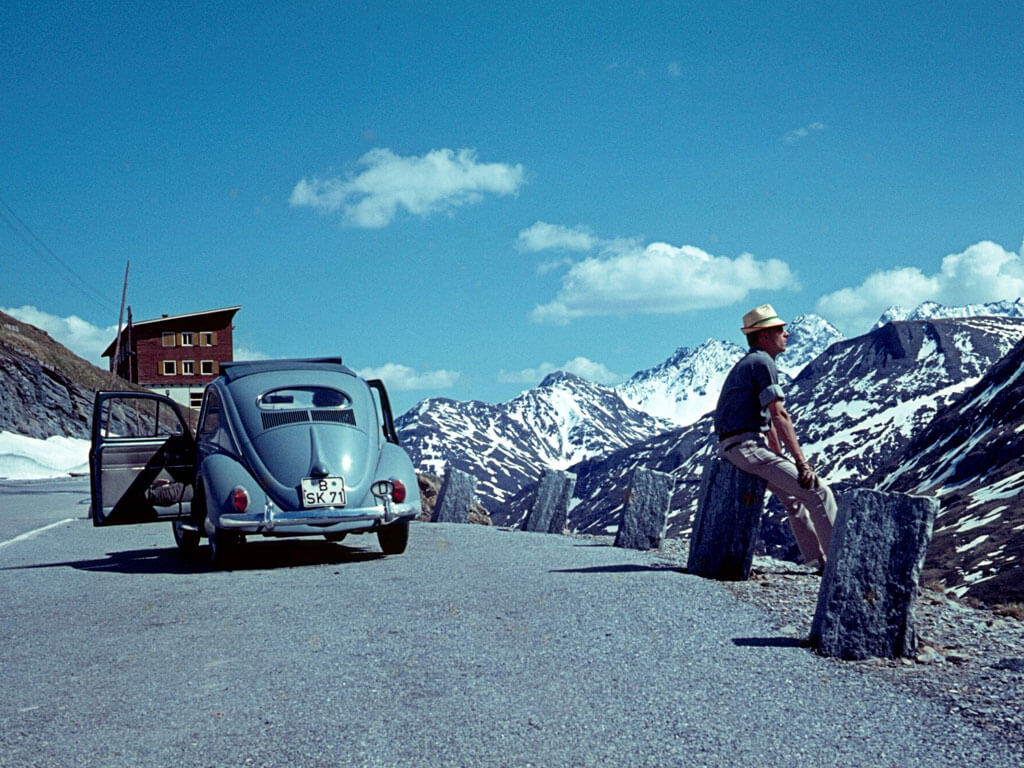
xmin=0 ymin=192 xmax=120 ymax=312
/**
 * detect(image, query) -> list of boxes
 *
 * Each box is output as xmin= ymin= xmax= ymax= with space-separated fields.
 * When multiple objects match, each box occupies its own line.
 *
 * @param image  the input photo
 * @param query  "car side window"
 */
xmin=98 ymin=395 xmax=187 ymax=440
xmin=197 ymin=388 xmax=233 ymax=450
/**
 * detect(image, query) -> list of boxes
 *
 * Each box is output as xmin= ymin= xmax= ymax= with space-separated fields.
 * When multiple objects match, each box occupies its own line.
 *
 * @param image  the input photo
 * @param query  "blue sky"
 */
xmin=3 ymin=0 xmax=1023 ymax=415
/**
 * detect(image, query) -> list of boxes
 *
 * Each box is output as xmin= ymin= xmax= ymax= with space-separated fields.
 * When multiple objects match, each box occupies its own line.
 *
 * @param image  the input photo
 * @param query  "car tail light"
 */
xmin=231 ymin=486 xmax=249 ymax=512
xmin=391 ymin=479 xmax=407 ymax=504
xmin=371 ymin=479 xmax=407 ymax=504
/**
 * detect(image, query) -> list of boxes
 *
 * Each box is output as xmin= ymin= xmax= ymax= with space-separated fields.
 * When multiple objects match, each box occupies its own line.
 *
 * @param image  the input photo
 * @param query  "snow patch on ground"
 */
xmin=0 ymin=431 xmax=90 ymax=480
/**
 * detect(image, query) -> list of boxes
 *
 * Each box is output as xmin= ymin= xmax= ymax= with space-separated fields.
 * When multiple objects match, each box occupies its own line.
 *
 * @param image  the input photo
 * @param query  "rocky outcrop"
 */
xmin=521 ymin=469 xmax=576 ymax=534
xmin=0 ymin=310 xmax=147 ymax=440
xmin=1 ymin=312 xmax=108 ymax=438
xmin=416 ymin=472 xmax=491 ymax=525
xmin=811 ymin=489 xmax=938 ymax=660
xmin=431 ymin=467 xmax=478 ymax=524
xmin=688 ymin=456 xmax=768 ymax=580
xmin=613 ymin=468 xmax=675 ymax=550
xmin=0 ymin=342 xmax=94 ymax=438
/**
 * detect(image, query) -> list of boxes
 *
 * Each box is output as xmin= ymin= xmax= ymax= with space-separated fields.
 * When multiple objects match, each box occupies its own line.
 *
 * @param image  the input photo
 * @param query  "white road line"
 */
xmin=0 ymin=518 xmax=78 ymax=550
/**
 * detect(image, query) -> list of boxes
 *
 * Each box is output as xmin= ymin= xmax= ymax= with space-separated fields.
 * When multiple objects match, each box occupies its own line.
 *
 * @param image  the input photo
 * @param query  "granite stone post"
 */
xmin=522 ymin=469 xmax=576 ymax=534
xmin=686 ymin=455 xmax=768 ymax=581
xmin=810 ymin=488 xmax=938 ymax=660
xmin=431 ymin=468 xmax=477 ymax=524
xmin=613 ymin=468 xmax=675 ymax=550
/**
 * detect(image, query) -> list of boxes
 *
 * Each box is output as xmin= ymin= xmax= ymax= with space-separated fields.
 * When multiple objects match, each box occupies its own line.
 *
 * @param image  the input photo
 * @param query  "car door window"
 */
xmin=97 ymin=394 xmax=187 ymax=440
xmin=90 ymin=392 xmax=195 ymax=526
xmin=197 ymin=387 xmax=235 ymax=451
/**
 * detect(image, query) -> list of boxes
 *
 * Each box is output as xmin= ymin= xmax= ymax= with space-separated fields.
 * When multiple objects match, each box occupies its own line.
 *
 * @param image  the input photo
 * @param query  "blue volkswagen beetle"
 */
xmin=89 ymin=357 xmax=420 ymax=566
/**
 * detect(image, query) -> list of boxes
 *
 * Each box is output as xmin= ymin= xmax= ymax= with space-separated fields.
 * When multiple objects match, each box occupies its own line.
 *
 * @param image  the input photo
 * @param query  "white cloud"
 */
xmin=232 ymin=345 xmax=271 ymax=362
xmin=815 ymin=239 xmax=1024 ymax=333
xmin=290 ymin=147 xmax=525 ymax=228
xmin=499 ymin=356 xmax=622 ymax=386
xmin=355 ymin=362 xmax=460 ymax=391
xmin=1 ymin=305 xmax=118 ymax=365
xmin=530 ymin=241 xmax=798 ymax=324
xmin=516 ymin=222 xmax=599 ymax=253
xmin=782 ymin=121 xmax=827 ymax=144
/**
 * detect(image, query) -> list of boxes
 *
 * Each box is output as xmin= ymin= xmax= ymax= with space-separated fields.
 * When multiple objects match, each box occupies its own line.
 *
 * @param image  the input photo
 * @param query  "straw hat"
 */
xmin=741 ymin=304 xmax=787 ymax=335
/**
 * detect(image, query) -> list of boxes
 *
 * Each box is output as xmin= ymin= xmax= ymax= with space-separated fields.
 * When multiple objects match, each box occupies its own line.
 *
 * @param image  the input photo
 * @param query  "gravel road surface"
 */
xmin=1 ymin=478 xmax=1020 ymax=767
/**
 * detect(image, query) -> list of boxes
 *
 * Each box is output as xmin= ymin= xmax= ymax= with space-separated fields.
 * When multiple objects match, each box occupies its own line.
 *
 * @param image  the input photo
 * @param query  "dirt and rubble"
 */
xmin=644 ymin=537 xmax=1024 ymax=749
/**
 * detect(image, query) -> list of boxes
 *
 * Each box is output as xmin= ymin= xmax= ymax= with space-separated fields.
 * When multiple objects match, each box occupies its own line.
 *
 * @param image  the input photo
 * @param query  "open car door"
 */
xmin=89 ymin=391 xmax=195 ymax=526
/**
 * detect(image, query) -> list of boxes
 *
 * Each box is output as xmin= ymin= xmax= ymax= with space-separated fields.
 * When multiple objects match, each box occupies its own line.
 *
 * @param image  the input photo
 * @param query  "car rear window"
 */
xmin=258 ymin=387 xmax=352 ymax=410
xmin=256 ymin=387 xmax=356 ymax=429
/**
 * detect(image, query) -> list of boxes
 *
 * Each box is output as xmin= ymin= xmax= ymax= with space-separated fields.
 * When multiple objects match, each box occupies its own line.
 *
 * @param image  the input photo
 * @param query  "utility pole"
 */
xmin=108 ymin=260 xmax=130 ymax=389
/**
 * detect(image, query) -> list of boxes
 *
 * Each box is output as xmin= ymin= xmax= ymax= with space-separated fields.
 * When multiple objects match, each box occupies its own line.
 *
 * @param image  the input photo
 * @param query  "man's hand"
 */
xmin=796 ymin=460 xmax=820 ymax=490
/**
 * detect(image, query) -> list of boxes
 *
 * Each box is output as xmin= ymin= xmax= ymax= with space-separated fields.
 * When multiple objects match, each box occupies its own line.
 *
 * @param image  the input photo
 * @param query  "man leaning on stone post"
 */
xmin=714 ymin=304 xmax=837 ymax=571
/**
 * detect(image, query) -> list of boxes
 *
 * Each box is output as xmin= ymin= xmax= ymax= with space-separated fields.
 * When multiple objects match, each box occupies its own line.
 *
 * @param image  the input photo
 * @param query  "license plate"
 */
xmin=301 ymin=476 xmax=347 ymax=508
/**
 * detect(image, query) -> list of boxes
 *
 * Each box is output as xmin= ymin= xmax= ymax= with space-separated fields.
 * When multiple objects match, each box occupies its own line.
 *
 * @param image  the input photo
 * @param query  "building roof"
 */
xmin=102 ymin=306 xmax=241 ymax=357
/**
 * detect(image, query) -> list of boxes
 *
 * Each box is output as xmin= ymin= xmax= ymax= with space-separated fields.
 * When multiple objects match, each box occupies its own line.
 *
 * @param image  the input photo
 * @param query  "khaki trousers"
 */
xmin=719 ymin=432 xmax=837 ymax=565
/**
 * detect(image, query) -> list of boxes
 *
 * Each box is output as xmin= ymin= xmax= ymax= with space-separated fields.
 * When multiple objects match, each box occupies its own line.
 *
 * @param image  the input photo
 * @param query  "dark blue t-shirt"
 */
xmin=714 ymin=348 xmax=785 ymax=438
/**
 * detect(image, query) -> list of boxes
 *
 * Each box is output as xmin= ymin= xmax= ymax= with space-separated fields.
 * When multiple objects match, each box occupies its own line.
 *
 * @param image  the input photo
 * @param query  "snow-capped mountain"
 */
xmin=616 ymin=339 xmax=744 ymax=427
xmin=396 ymin=372 xmax=673 ymax=509
xmin=869 ymin=335 xmax=1024 ymax=604
xmin=779 ymin=313 xmax=846 ymax=375
xmin=874 ymin=298 xmax=1024 ymax=328
xmin=616 ymin=314 xmax=844 ymax=426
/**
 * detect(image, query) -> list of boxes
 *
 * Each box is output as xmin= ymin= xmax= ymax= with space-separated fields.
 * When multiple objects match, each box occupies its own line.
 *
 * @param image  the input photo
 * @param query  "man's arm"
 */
xmin=766 ymin=399 xmax=805 ymax=463
xmin=767 ymin=399 xmax=819 ymax=488
xmin=766 ymin=419 xmax=783 ymax=454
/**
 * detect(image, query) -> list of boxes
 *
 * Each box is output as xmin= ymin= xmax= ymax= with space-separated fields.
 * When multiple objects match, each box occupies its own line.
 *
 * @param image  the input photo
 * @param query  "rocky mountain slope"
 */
xmin=0 ymin=309 xmax=123 ymax=439
xmin=869 ymin=335 xmax=1024 ymax=603
xmin=395 ymin=372 xmax=674 ymax=508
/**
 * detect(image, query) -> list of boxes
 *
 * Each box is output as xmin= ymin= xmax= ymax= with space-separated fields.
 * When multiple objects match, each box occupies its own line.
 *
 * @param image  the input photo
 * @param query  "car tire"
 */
xmin=377 ymin=519 xmax=409 ymax=555
xmin=207 ymin=526 xmax=243 ymax=568
xmin=171 ymin=520 xmax=200 ymax=555
xmin=204 ymin=505 xmax=243 ymax=568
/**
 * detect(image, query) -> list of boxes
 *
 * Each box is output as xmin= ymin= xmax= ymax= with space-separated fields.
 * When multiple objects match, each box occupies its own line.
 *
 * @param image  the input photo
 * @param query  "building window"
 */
xmin=181 ymin=332 xmax=194 ymax=346
xmin=200 ymin=360 xmax=215 ymax=376
xmin=182 ymin=360 xmax=196 ymax=376
xmin=162 ymin=360 xmax=177 ymax=376
xmin=200 ymin=332 xmax=215 ymax=346
xmin=189 ymin=391 xmax=204 ymax=408
xmin=162 ymin=332 xmax=175 ymax=347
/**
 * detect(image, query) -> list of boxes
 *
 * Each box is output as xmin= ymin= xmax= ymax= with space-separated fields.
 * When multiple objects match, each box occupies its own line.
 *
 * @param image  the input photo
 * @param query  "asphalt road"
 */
xmin=1 ymin=477 xmax=1020 ymax=768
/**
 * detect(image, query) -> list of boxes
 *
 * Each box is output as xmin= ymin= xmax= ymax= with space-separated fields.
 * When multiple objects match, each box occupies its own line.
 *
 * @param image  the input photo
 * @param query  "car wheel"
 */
xmin=323 ymin=532 xmax=347 ymax=543
xmin=377 ymin=519 xmax=409 ymax=555
xmin=204 ymin=512 xmax=243 ymax=568
xmin=207 ymin=526 xmax=244 ymax=568
xmin=171 ymin=520 xmax=200 ymax=555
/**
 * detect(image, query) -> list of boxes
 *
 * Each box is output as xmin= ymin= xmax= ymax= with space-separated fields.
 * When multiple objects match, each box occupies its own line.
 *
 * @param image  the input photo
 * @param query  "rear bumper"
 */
xmin=217 ymin=499 xmax=418 ymax=535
